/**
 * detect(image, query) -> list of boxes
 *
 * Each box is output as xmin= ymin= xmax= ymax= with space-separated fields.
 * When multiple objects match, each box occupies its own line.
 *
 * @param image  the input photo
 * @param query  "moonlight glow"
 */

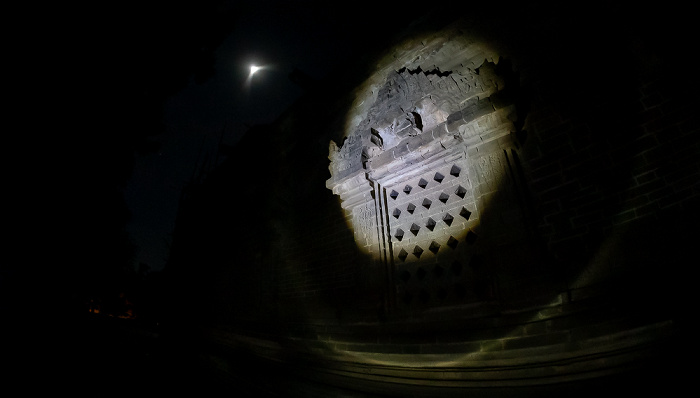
xmin=243 ymin=64 xmax=265 ymax=93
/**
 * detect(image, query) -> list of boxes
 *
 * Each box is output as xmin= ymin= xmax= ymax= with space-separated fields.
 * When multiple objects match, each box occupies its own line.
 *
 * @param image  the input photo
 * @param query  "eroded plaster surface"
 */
xmin=327 ymin=27 xmax=528 ymax=309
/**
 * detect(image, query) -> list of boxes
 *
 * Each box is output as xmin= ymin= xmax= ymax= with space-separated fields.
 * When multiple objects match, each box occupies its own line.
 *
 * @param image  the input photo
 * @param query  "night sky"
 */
xmin=119 ymin=1 xmax=401 ymax=272
xmin=6 ymin=1 xmax=410 ymax=312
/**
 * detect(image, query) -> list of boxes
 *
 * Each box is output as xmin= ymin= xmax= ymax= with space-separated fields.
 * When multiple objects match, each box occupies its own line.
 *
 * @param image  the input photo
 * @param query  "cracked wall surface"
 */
xmin=326 ymin=31 xmax=531 ymax=311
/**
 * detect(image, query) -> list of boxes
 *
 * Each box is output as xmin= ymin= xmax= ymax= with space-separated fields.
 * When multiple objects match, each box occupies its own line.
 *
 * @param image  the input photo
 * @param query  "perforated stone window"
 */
xmin=434 ymin=172 xmax=444 ymax=183
xmin=413 ymin=245 xmax=424 ymax=258
xmin=447 ymin=235 xmax=458 ymax=249
xmin=443 ymin=213 xmax=454 ymax=226
xmin=324 ymin=48 xmax=526 ymax=311
xmin=465 ymin=230 xmax=478 ymax=244
xmin=454 ymin=283 xmax=466 ymax=298
xmin=455 ymin=185 xmax=467 ymax=199
xmin=398 ymin=248 xmax=409 ymax=262
xmin=419 ymin=289 xmax=430 ymax=303
xmin=450 ymin=261 xmax=463 ymax=276
xmin=410 ymin=223 xmax=421 ymax=236
xmin=426 ymin=217 xmax=436 ymax=231
xmin=429 ymin=241 xmax=441 ymax=254
xmin=402 ymin=292 xmax=413 ymax=304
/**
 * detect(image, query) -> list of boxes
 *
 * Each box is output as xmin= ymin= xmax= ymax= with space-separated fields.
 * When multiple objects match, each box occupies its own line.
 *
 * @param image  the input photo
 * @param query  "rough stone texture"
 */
xmin=326 ymin=30 xmax=541 ymax=315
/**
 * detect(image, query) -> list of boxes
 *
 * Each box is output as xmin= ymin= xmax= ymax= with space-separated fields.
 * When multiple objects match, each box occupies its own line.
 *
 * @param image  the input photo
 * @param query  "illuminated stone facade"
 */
xmin=327 ymin=48 xmax=535 ymax=310
xmin=167 ymin=7 xmax=696 ymax=394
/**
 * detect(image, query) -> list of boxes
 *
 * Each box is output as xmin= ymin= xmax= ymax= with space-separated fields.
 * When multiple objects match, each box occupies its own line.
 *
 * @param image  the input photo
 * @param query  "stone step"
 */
xmin=285 ymin=295 xmax=651 ymax=347
xmin=313 ymin=317 xmax=672 ymax=358
xmin=206 ymin=309 xmax=676 ymax=389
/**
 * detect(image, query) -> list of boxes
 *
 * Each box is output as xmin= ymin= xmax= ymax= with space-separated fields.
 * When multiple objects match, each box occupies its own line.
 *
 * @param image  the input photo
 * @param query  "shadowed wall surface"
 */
xmin=162 ymin=4 xmax=695 ymax=396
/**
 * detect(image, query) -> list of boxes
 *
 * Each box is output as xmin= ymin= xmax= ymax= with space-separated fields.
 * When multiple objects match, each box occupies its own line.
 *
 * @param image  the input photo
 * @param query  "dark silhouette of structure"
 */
xmin=161 ymin=5 xmax=695 ymax=396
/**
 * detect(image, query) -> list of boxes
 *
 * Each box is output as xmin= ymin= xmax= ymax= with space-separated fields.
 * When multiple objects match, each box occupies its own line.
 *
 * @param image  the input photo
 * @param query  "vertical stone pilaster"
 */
xmin=327 ymin=56 xmax=529 ymax=312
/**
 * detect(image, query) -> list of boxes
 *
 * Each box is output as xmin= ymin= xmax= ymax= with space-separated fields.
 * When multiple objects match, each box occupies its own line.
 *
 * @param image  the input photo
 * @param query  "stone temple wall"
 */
xmin=326 ymin=53 xmax=541 ymax=313
xmin=168 ymin=4 xmax=697 ymax=393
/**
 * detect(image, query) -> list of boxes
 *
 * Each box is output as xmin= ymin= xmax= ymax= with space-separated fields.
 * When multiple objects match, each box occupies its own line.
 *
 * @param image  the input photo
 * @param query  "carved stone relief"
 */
xmin=353 ymin=201 xmax=378 ymax=251
xmin=327 ymin=45 xmax=527 ymax=310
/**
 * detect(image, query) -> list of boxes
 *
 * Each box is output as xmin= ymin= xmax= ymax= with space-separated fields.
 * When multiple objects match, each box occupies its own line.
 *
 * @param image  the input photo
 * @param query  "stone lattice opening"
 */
xmin=393 ymin=208 xmax=401 ymax=219
xmin=454 ymin=283 xmax=466 ymax=298
xmin=439 ymin=192 xmax=450 ymax=203
xmin=455 ymin=185 xmax=467 ymax=199
xmin=422 ymin=198 xmax=432 ymax=209
xmin=419 ymin=289 xmax=430 ymax=304
xmin=395 ymin=228 xmax=404 ymax=241
xmin=465 ymin=230 xmax=478 ymax=244
xmin=459 ymin=206 xmax=472 ymax=220
xmin=446 ymin=235 xmax=458 ymax=249
xmin=469 ymin=254 xmax=483 ymax=270
xmin=413 ymin=245 xmax=424 ymax=258
xmin=434 ymin=172 xmax=444 ymax=183
xmin=403 ymin=185 xmax=412 ymax=195
xmin=418 ymin=178 xmax=428 ymax=189
xmin=407 ymin=203 xmax=416 ymax=214
xmin=410 ymin=223 xmax=421 ymax=236
xmin=426 ymin=217 xmax=436 ymax=231
xmin=390 ymin=190 xmax=399 ymax=200
xmin=398 ymin=248 xmax=409 ymax=262
xmin=429 ymin=240 xmax=441 ymax=254
xmin=443 ymin=213 xmax=454 ymax=226
xmin=450 ymin=165 xmax=461 ymax=178
xmin=450 ymin=260 xmax=463 ymax=276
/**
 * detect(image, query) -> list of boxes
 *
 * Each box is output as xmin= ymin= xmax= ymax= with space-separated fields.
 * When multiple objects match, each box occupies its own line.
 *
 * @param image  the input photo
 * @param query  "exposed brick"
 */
xmin=538 ymin=180 xmax=581 ymax=203
xmin=530 ymin=173 xmax=564 ymax=193
xmin=638 ymin=107 xmax=664 ymax=125
xmin=677 ymin=112 xmax=699 ymax=134
xmin=658 ymin=188 xmax=694 ymax=210
xmin=652 ymin=124 xmax=684 ymax=145
xmin=641 ymin=93 xmax=665 ymax=109
xmin=619 ymin=195 xmax=650 ymax=212
xmin=536 ymin=223 xmax=555 ymax=238
xmin=532 ymin=114 xmax=563 ymax=135
xmin=549 ymin=236 xmax=585 ymax=258
xmin=634 ymin=170 xmax=658 ymax=185
xmin=570 ymin=208 xmax=607 ymax=228
xmin=536 ymin=199 xmax=562 ymax=217
xmin=664 ymin=167 xmax=700 ymax=188
xmin=634 ymin=202 xmax=659 ymax=218
xmin=627 ymin=133 xmax=659 ymax=156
